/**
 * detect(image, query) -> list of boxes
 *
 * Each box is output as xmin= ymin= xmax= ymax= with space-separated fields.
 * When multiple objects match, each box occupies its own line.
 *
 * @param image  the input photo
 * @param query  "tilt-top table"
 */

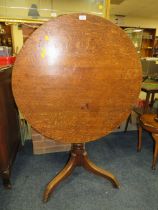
xmin=12 ymin=14 xmax=142 ymax=202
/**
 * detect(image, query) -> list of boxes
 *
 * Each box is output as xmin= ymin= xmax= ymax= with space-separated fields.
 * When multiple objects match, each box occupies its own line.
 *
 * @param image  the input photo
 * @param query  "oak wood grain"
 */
xmin=12 ymin=14 xmax=142 ymax=143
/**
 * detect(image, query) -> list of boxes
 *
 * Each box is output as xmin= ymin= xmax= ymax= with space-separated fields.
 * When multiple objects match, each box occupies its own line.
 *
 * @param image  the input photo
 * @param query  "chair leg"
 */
xmin=2 ymin=169 xmax=11 ymax=189
xmin=124 ymin=114 xmax=132 ymax=133
xmin=152 ymin=134 xmax=158 ymax=170
xmin=137 ymin=126 xmax=142 ymax=152
xmin=150 ymin=93 xmax=155 ymax=107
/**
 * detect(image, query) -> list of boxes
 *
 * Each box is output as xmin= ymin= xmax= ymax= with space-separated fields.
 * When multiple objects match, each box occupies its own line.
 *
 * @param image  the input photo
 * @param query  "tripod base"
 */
xmin=43 ymin=143 xmax=120 ymax=202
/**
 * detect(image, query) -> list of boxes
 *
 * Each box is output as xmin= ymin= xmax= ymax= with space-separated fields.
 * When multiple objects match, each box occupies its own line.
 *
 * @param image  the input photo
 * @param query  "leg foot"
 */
xmin=43 ymin=155 xmax=76 ymax=202
xmin=83 ymin=155 xmax=120 ymax=188
xmin=3 ymin=178 xmax=12 ymax=189
xmin=43 ymin=143 xmax=120 ymax=202
xmin=2 ymin=169 xmax=12 ymax=189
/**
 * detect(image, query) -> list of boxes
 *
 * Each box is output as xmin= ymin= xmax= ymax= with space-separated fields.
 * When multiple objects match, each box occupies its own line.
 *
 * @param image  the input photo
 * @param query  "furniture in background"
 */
xmin=0 ymin=23 xmax=12 ymax=48
xmin=0 ymin=65 xmax=21 ymax=188
xmin=141 ymin=81 xmax=158 ymax=111
xmin=123 ymin=27 xmax=143 ymax=55
xmin=122 ymin=27 xmax=156 ymax=57
xmin=153 ymin=36 xmax=158 ymax=57
xmin=141 ymin=28 xmax=156 ymax=57
xmin=138 ymin=114 xmax=158 ymax=170
xmin=124 ymin=81 xmax=158 ymax=132
xmin=0 ymin=22 xmax=13 ymax=58
xmin=141 ymin=57 xmax=158 ymax=80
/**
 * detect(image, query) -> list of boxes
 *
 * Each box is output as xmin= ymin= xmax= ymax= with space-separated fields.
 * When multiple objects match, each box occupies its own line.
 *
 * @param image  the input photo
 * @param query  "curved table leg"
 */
xmin=43 ymin=155 xmax=76 ymax=202
xmin=124 ymin=114 xmax=132 ymax=133
xmin=43 ymin=143 xmax=120 ymax=202
xmin=83 ymin=154 xmax=120 ymax=188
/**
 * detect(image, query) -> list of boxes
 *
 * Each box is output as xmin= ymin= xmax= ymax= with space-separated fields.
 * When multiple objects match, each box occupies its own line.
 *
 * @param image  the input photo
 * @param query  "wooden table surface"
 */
xmin=140 ymin=114 xmax=158 ymax=131
xmin=12 ymin=14 xmax=142 ymax=144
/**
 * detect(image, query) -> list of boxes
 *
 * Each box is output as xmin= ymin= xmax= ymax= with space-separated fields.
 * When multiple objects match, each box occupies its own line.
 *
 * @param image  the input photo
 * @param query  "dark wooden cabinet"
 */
xmin=0 ymin=66 xmax=21 ymax=188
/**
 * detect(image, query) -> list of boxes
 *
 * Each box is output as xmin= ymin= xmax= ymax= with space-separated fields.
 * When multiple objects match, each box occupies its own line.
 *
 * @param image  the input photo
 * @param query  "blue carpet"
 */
xmin=0 ymin=131 xmax=158 ymax=210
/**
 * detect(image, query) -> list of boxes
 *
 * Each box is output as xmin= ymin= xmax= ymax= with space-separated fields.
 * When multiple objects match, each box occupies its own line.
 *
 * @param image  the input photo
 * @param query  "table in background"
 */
xmin=141 ymin=81 xmax=158 ymax=111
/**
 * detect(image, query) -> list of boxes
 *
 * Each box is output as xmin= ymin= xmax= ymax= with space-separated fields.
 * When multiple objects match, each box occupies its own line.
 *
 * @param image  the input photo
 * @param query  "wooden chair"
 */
xmin=125 ymin=80 xmax=158 ymax=132
xmin=138 ymin=114 xmax=158 ymax=170
xmin=124 ymin=99 xmax=157 ymax=132
xmin=124 ymin=106 xmax=156 ymax=132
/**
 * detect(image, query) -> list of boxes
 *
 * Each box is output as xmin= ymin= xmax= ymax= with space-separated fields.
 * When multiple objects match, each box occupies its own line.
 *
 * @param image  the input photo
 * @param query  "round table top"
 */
xmin=12 ymin=14 xmax=142 ymax=143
